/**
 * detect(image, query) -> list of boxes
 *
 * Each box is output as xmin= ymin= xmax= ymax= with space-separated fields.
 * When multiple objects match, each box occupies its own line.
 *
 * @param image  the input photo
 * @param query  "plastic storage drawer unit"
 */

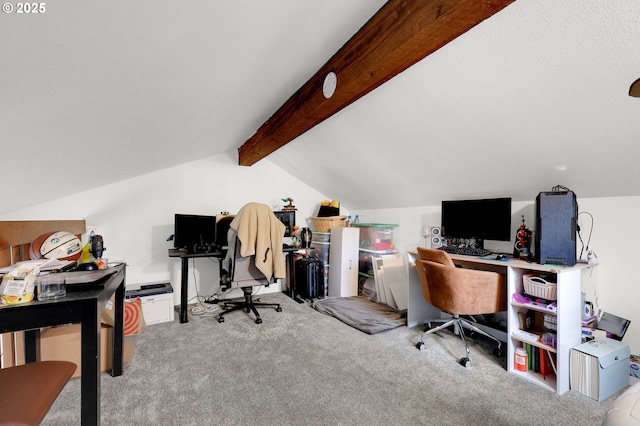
xmin=353 ymin=223 xmax=398 ymax=253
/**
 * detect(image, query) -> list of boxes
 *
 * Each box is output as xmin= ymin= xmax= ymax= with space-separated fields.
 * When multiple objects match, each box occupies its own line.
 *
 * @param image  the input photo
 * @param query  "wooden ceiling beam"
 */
xmin=238 ymin=0 xmax=515 ymax=166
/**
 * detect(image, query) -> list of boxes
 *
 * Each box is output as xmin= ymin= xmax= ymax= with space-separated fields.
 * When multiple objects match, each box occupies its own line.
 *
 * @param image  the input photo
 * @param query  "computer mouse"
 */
xmin=76 ymin=261 xmax=99 ymax=271
xmin=496 ymin=254 xmax=508 ymax=260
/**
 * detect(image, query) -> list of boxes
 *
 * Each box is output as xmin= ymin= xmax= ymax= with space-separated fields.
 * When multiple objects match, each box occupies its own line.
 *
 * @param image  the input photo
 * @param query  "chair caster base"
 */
xmin=416 ymin=342 xmax=426 ymax=351
xmin=493 ymin=346 xmax=504 ymax=357
xmin=217 ymin=316 xmax=225 ymax=323
xmin=459 ymin=357 xmax=470 ymax=367
xmin=276 ymin=306 xmax=282 ymax=312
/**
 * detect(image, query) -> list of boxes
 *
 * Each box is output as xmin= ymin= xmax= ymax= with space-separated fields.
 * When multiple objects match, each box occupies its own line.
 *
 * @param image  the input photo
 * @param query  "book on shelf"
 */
xmin=521 ymin=344 xmax=555 ymax=376
xmin=539 ymin=347 xmax=555 ymax=376
xmin=534 ymin=346 xmax=541 ymax=373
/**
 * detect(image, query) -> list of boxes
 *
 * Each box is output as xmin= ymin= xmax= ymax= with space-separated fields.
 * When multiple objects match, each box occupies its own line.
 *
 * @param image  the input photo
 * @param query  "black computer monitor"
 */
xmin=441 ymin=197 xmax=512 ymax=247
xmin=174 ymin=214 xmax=216 ymax=253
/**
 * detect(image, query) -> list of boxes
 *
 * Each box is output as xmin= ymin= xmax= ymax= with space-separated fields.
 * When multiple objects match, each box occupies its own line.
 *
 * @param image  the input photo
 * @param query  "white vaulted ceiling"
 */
xmin=1 ymin=0 xmax=639 ymax=213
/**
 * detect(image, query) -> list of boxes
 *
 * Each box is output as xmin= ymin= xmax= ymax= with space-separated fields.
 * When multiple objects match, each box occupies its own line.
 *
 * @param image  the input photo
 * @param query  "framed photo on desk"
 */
xmin=274 ymin=210 xmax=295 ymax=237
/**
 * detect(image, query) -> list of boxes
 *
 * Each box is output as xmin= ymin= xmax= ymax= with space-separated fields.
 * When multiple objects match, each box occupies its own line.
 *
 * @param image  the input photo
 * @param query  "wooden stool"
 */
xmin=0 ymin=360 xmax=76 ymax=426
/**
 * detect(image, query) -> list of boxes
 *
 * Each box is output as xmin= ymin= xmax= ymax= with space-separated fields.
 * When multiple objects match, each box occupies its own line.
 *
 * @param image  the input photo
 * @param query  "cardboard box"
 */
xmin=36 ymin=295 xmax=145 ymax=378
xmin=571 ymin=338 xmax=630 ymax=401
xmin=1 ymin=293 xmax=144 ymax=371
xmin=39 ymin=323 xmax=136 ymax=378
xmin=102 ymin=294 xmax=147 ymax=334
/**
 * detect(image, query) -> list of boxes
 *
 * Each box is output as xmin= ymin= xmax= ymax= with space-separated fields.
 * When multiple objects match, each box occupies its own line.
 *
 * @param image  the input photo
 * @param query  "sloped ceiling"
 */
xmin=1 ymin=0 xmax=639 ymax=214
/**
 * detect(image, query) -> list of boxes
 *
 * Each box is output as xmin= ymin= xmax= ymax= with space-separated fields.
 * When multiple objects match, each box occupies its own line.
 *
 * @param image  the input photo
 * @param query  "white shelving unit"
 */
xmin=506 ymin=264 xmax=585 ymax=394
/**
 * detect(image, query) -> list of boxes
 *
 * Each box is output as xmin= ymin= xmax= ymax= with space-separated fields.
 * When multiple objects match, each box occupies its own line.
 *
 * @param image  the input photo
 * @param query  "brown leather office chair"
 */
xmin=0 ymin=360 xmax=76 ymax=425
xmin=414 ymin=247 xmax=506 ymax=367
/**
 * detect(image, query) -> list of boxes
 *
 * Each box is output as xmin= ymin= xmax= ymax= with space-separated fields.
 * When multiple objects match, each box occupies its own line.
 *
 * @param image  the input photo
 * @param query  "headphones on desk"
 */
xmin=193 ymin=242 xmax=215 ymax=254
xmin=193 ymin=234 xmax=217 ymax=254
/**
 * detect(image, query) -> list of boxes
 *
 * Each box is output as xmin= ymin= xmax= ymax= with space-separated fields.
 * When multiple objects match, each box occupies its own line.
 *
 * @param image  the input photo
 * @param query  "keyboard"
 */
xmin=438 ymin=245 xmax=492 ymax=257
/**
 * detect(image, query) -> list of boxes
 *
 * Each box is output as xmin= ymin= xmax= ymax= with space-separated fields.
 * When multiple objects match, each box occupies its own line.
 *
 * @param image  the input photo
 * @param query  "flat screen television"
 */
xmin=441 ymin=197 xmax=512 ymax=247
xmin=174 ymin=214 xmax=216 ymax=253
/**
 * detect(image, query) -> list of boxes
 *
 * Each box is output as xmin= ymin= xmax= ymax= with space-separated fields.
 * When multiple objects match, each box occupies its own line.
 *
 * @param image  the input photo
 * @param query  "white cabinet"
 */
xmin=328 ymin=227 xmax=359 ymax=297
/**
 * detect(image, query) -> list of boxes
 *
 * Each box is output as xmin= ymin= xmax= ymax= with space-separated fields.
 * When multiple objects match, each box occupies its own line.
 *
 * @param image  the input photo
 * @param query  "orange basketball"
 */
xmin=29 ymin=232 xmax=54 ymax=260
xmin=30 ymin=231 xmax=82 ymax=262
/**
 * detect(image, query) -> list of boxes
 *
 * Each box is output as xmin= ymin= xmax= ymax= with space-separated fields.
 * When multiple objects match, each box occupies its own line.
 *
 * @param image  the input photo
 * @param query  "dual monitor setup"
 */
xmin=173 ymin=200 xmax=513 ymax=255
xmin=439 ymin=191 xmax=578 ymax=266
xmin=175 ymin=191 xmax=577 ymax=265
xmin=173 ymin=211 xmax=296 ymax=254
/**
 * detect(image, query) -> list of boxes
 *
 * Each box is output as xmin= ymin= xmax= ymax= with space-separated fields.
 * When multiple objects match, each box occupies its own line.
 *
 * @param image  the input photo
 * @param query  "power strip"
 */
xmin=204 ymin=296 xmax=219 ymax=304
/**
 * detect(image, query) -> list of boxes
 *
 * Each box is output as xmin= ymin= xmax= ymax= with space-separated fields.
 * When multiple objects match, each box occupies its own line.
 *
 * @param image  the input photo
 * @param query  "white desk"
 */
xmin=406 ymin=251 xmax=592 ymax=395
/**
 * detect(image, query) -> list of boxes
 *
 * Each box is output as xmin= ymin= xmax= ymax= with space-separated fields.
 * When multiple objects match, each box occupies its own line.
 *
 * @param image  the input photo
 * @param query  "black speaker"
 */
xmin=535 ymin=191 xmax=577 ymax=266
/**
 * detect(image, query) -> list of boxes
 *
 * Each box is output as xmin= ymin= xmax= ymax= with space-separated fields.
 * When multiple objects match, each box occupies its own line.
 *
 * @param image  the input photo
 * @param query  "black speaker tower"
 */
xmin=535 ymin=191 xmax=577 ymax=266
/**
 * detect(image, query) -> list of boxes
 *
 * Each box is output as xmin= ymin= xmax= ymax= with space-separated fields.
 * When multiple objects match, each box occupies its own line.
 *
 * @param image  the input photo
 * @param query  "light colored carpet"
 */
xmin=42 ymin=292 xmax=617 ymax=425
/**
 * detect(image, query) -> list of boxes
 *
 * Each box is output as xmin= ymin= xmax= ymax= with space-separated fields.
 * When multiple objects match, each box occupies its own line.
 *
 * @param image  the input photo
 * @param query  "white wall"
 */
xmin=0 ymin=150 xmax=331 ymax=306
xmin=356 ymin=196 xmax=640 ymax=354
xmin=4 ymin=161 xmax=637 ymax=354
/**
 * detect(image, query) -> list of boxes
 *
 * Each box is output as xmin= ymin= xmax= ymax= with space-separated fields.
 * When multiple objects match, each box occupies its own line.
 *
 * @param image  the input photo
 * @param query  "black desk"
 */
xmin=0 ymin=263 xmax=126 ymax=426
xmin=169 ymin=249 xmax=223 ymax=323
xmin=169 ymin=247 xmax=303 ymax=323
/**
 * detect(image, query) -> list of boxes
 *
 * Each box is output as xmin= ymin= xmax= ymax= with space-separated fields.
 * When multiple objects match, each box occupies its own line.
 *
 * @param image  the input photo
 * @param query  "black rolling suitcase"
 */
xmin=294 ymin=256 xmax=324 ymax=300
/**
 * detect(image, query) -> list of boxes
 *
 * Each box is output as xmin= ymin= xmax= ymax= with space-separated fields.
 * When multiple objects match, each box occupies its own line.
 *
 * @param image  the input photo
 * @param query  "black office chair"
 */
xmin=216 ymin=203 xmax=286 ymax=324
